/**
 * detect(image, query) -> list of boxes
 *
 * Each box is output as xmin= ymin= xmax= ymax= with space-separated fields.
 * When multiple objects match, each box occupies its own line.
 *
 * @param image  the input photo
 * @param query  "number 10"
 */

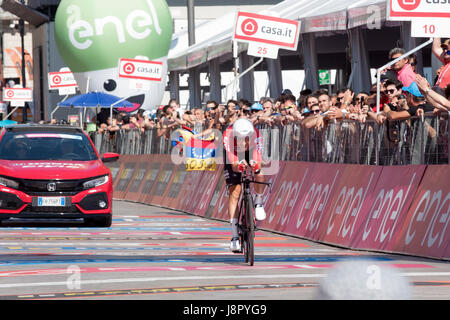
xmin=423 ymin=24 xmax=436 ymax=34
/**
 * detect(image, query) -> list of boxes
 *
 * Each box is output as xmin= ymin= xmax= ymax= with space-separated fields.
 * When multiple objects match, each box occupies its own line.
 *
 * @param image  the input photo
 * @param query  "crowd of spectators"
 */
xmin=91 ymin=38 xmax=449 ymax=140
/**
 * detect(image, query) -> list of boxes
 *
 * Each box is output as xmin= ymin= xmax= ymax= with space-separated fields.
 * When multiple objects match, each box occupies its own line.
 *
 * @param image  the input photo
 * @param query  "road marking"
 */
xmin=0 ymin=271 xmax=449 ymax=289
xmin=0 ymin=263 xmax=433 ymax=278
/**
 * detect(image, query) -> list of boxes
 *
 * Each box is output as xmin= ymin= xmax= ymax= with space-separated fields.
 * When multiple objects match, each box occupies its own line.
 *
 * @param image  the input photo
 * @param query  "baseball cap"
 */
xmin=402 ymin=82 xmax=423 ymax=97
xmin=251 ymin=102 xmax=263 ymax=111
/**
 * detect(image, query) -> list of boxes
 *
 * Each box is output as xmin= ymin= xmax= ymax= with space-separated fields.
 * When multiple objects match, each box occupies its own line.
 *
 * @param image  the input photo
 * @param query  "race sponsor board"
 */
xmin=124 ymin=159 xmax=150 ymax=202
xmin=48 ymin=71 xmax=78 ymax=90
xmin=318 ymin=165 xmax=383 ymax=248
xmin=3 ymin=88 xmax=32 ymax=102
xmin=119 ymin=58 xmax=163 ymax=82
xmin=351 ymin=165 xmax=425 ymax=252
xmin=139 ymin=156 xmax=163 ymax=204
xmin=114 ymin=158 xmax=138 ymax=199
xmin=233 ymin=11 xmax=300 ymax=51
xmin=395 ymin=165 xmax=450 ymax=259
xmin=388 ymin=0 xmax=450 ymax=20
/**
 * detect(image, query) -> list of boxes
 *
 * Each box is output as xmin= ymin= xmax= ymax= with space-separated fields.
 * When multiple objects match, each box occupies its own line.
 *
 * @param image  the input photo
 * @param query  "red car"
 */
xmin=0 ymin=124 xmax=119 ymax=227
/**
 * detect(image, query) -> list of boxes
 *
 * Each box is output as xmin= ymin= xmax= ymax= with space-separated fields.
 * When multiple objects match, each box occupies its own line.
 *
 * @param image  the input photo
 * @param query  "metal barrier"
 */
xmin=91 ymin=114 xmax=449 ymax=165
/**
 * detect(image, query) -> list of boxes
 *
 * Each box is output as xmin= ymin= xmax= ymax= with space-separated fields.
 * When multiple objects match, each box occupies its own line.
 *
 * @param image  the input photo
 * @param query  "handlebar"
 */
xmin=240 ymin=167 xmax=272 ymax=193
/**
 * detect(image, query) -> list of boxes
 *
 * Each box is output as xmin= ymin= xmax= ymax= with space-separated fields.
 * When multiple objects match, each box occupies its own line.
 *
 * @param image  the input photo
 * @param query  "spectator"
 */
xmin=317 ymin=90 xmax=332 ymax=113
xmin=416 ymin=74 xmax=450 ymax=111
xmin=305 ymin=94 xmax=319 ymax=112
xmin=388 ymin=47 xmax=421 ymax=96
xmin=383 ymin=84 xmax=434 ymax=121
xmin=408 ymin=54 xmax=418 ymax=74
xmin=432 ymin=38 xmax=450 ymax=89
xmin=224 ymin=100 xmax=240 ymax=126
xmin=354 ymin=92 xmax=369 ymax=110
xmin=384 ymin=79 xmax=403 ymax=104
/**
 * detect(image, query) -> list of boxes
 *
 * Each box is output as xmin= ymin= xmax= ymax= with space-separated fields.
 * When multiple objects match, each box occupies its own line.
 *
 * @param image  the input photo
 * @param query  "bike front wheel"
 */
xmin=244 ymin=194 xmax=255 ymax=266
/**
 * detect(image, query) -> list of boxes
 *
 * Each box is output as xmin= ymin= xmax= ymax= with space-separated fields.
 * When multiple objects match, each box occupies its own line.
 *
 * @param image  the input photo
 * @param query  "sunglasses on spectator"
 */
xmin=311 ymin=109 xmax=320 ymax=114
xmin=386 ymin=89 xmax=396 ymax=94
xmin=354 ymin=97 xmax=366 ymax=102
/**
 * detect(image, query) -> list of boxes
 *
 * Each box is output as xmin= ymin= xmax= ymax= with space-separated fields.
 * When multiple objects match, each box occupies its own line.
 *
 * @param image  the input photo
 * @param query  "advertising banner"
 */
xmin=161 ymin=164 xmax=189 ymax=209
xmin=124 ymin=157 xmax=150 ymax=202
xmin=139 ymin=155 xmax=163 ymax=204
xmin=113 ymin=156 xmax=137 ymax=199
xmin=394 ymin=165 xmax=450 ymax=259
xmin=146 ymin=158 xmax=175 ymax=206
xmin=351 ymin=165 xmax=426 ymax=252
xmin=283 ymin=163 xmax=345 ymax=241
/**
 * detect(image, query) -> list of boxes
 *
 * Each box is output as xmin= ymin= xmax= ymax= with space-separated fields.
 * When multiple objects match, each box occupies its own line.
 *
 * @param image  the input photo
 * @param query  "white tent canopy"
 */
xmin=167 ymin=0 xmax=387 ymax=71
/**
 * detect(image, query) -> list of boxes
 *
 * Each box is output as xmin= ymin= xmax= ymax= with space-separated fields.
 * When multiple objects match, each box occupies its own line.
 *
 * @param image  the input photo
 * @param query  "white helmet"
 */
xmin=233 ymin=118 xmax=255 ymax=139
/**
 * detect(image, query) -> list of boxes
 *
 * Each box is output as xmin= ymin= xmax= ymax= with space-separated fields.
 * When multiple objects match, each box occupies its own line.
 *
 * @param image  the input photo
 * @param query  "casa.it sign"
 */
xmin=3 ymin=88 xmax=33 ymax=102
xmin=118 ymin=58 xmax=163 ymax=82
xmin=388 ymin=0 xmax=450 ymax=20
xmin=48 ymin=71 xmax=78 ymax=90
xmin=233 ymin=12 xmax=300 ymax=51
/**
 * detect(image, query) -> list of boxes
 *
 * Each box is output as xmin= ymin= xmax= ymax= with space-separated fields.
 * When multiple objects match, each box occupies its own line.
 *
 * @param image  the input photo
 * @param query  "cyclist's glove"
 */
xmin=249 ymin=160 xmax=260 ymax=172
xmin=238 ymin=160 xmax=247 ymax=173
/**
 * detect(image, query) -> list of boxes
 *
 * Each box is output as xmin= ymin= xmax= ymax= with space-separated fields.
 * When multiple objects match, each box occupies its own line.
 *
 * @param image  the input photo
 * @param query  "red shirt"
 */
xmin=223 ymin=125 xmax=263 ymax=164
xmin=436 ymin=62 xmax=450 ymax=89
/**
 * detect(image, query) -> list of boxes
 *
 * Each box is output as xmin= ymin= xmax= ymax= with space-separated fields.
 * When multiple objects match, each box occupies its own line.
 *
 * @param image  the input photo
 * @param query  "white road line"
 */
xmin=0 ymin=272 xmax=449 ymax=289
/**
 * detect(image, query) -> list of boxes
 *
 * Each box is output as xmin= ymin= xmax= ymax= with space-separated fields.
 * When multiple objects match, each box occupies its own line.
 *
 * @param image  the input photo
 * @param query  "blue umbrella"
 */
xmin=57 ymin=91 xmax=135 ymax=128
xmin=58 ymin=91 xmax=134 ymax=108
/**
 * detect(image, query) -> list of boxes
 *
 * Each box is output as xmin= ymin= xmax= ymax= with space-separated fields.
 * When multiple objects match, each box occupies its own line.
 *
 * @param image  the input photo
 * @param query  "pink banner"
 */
xmin=351 ymin=165 xmax=426 ymax=252
xmin=283 ymin=163 xmax=346 ymax=241
xmin=318 ymin=165 xmax=383 ymax=247
xmin=394 ymin=165 xmax=450 ymax=259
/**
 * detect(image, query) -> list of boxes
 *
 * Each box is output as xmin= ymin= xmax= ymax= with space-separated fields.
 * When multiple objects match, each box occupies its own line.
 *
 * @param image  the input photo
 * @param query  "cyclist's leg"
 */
xmin=254 ymin=171 xmax=267 ymax=221
xmin=228 ymin=183 xmax=242 ymax=236
xmin=225 ymin=164 xmax=242 ymax=251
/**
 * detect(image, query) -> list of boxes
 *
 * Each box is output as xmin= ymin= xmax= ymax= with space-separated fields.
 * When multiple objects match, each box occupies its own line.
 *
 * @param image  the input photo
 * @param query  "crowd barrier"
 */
xmin=92 ymin=115 xmax=450 ymax=166
xmin=107 ymin=155 xmax=450 ymax=261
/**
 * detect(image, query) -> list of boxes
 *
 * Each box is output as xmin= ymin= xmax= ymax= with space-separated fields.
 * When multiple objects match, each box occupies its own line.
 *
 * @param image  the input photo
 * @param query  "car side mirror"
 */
xmin=102 ymin=152 xmax=120 ymax=163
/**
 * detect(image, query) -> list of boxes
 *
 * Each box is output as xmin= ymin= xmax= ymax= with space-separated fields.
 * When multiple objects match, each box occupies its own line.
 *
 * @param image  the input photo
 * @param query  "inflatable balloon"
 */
xmin=54 ymin=0 xmax=173 ymax=112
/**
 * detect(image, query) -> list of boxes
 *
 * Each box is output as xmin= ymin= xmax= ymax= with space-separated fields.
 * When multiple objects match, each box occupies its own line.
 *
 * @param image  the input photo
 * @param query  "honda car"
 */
xmin=0 ymin=124 xmax=119 ymax=227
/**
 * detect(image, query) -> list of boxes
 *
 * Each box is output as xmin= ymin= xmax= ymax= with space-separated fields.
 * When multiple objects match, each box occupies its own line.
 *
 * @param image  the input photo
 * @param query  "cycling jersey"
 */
xmin=223 ymin=123 xmax=263 ymax=186
xmin=223 ymin=124 xmax=263 ymax=165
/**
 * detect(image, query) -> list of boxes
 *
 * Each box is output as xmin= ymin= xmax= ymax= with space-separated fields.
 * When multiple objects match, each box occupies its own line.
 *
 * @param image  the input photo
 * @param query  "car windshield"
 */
xmin=0 ymin=131 xmax=98 ymax=161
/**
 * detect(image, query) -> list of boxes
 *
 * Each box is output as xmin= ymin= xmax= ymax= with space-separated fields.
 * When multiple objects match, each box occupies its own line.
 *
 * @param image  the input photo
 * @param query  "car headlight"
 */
xmin=0 ymin=176 xmax=19 ymax=189
xmin=83 ymin=175 xmax=109 ymax=190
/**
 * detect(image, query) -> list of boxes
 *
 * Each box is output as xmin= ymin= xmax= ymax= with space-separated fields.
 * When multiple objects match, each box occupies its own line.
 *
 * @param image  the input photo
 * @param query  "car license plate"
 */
xmin=37 ymin=197 xmax=66 ymax=207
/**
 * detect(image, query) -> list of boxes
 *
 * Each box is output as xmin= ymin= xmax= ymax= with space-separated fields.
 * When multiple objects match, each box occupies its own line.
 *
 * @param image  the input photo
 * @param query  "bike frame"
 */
xmin=237 ymin=167 xmax=272 ymax=266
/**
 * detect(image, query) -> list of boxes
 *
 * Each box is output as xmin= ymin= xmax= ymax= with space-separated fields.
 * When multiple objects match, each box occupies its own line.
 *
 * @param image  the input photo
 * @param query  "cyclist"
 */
xmin=223 ymin=115 xmax=267 ymax=252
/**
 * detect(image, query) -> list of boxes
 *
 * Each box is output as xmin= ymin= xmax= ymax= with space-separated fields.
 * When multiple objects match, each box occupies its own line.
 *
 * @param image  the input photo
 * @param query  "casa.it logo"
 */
xmin=123 ymin=62 xmax=135 ymax=75
xmin=397 ymin=0 xmax=421 ymax=11
xmin=241 ymin=18 xmax=258 ymax=36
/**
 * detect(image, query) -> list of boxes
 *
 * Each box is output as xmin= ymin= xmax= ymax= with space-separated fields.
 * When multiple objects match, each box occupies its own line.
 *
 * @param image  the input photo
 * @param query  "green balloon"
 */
xmin=54 ymin=0 xmax=173 ymax=73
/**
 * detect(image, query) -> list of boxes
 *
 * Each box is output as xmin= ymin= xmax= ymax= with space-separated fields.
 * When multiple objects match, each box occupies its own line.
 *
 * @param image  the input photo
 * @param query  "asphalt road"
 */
xmin=0 ymin=200 xmax=449 ymax=307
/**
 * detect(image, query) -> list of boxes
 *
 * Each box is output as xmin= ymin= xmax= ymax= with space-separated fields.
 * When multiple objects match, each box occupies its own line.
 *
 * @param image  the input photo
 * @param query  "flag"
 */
xmin=185 ymin=138 xmax=217 ymax=171
xmin=172 ymin=125 xmax=196 ymax=147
